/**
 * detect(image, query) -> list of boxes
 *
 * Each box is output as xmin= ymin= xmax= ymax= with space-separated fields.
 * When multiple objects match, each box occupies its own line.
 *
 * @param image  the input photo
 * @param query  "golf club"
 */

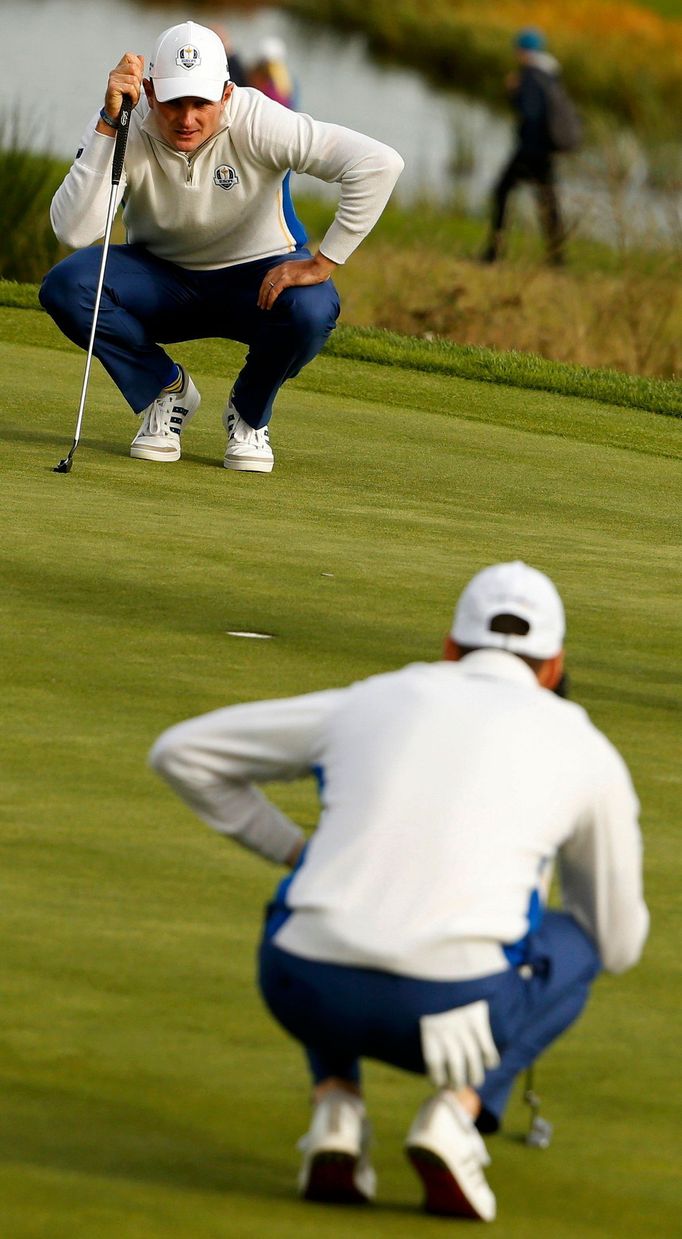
xmin=524 ymin=1065 xmax=553 ymax=1148
xmin=53 ymin=94 xmax=133 ymax=474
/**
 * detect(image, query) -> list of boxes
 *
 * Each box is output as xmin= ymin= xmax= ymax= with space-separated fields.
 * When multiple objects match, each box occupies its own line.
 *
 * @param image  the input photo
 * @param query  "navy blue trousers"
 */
xmin=259 ymin=911 xmax=600 ymax=1126
xmin=39 ymin=244 xmax=340 ymax=427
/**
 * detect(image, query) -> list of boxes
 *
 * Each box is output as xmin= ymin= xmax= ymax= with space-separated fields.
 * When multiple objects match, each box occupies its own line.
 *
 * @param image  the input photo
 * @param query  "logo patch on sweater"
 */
xmin=176 ymin=45 xmax=201 ymax=70
xmin=213 ymin=164 xmax=239 ymax=191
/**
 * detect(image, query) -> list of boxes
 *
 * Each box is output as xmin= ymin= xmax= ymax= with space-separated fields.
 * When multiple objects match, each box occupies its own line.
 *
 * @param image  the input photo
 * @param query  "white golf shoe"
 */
xmin=297 ymin=1090 xmax=376 ymax=1205
xmin=405 ymin=1090 xmax=496 ymax=1221
xmin=130 ymin=369 xmax=201 ymax=462
xmin=222 ymin=400 xmax=274 ymax=473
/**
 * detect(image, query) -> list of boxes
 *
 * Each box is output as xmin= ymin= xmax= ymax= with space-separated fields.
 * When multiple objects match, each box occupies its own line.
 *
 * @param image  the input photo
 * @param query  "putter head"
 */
xmin=526 ymin=1116 xmax=553 ymax=1149
xmin=53 ymin=457 xmax=73 ymax=473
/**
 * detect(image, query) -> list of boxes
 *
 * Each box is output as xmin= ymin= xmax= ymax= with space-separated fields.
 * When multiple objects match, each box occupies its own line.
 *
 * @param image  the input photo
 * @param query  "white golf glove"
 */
xmin=420 ymin=1000 xmax=500 ymax=1091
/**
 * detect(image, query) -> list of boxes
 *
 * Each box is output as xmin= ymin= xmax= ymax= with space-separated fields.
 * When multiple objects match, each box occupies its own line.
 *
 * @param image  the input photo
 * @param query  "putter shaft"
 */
xmin=54 ymin=96 xmax=133 ymax=473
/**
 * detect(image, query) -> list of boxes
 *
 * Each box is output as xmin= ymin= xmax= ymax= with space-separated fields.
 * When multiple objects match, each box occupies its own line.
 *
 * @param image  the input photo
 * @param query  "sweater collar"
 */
xmin=455 ymin=648 xmax=540 ymax=687
xmin=140 ymin=104 xmax=231 ymax=155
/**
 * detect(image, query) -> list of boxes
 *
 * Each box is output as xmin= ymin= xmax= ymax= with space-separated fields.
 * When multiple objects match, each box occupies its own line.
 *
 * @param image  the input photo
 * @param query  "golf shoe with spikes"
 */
xmin=405 ymin=1090 xmax=496 ymax=1221
xmin=130 ymin=369 xmax=201 ymax=462
xmin=223 ymin=400 xmax=274 ymax=472
xmin=297 ymin=1090 xmax=376 ymax=1205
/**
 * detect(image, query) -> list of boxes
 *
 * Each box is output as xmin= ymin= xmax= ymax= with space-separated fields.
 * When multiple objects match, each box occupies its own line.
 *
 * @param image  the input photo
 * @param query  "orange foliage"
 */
xmin=444 ymin=0 xmax=682 ymax=48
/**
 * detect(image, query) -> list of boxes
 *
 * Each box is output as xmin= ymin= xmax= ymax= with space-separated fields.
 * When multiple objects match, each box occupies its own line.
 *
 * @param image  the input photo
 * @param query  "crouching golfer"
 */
xmin=40 ymin=21 xmax=403 ymax=472
xmin=149 ymin=562 xmax=648 ymax=1221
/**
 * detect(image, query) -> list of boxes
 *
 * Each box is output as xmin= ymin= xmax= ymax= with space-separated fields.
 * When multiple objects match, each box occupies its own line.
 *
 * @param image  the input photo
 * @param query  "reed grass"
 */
xmin=295 ymin=191 xmax=682 ymax=380
xmin=0 ymin=115 xmax=68 ymax=283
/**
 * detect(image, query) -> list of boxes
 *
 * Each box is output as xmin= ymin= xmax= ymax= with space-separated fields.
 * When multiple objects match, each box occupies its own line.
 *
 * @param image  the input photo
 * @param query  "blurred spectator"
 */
xmin=210 ymin=24 xmax=248 ymax=87
xmin=481 ymin=28 xmax=567 ymax=266
xmin=249 ymin=36 xmax=298 ymax=110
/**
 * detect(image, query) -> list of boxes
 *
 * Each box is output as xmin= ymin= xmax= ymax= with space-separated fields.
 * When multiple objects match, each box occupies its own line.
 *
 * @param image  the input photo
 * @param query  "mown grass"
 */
xmin=2 ymin=290 xmax=680 ymax=419
xmin=1 ymin=305 xmax=681 ymax=1238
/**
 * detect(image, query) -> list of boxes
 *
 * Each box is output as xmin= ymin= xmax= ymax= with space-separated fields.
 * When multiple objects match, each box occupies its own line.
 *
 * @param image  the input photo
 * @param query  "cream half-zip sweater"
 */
xmin=50 ymin=87 xmax=404 ymax=270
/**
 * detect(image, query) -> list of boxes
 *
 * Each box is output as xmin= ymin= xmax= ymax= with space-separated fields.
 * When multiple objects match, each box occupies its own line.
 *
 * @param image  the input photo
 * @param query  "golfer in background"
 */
xmin=150 ymin=562 xmax=648 ymax=1221
xmin=40 ymin=21 xmax=403 ymax=472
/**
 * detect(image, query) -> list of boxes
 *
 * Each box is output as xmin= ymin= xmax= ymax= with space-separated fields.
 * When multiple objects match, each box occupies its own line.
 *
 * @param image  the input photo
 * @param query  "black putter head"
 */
xmin=53 ymin=457 xmax=73 ymax=473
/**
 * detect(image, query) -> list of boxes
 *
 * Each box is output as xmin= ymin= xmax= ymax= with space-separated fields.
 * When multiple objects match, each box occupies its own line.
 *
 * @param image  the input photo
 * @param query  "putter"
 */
xmin=54 ymin=95 xmax=133 ymax=474
xmin=524 ymin=1065 xmax=553 ymax=1148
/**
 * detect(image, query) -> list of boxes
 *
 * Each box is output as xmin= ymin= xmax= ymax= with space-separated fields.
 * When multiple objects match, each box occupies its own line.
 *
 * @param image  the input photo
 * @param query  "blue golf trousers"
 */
xmin=258 ymin=910 xmax=601 ymax=1127
xmin=39 ymin=244 xmax=340 ymax=427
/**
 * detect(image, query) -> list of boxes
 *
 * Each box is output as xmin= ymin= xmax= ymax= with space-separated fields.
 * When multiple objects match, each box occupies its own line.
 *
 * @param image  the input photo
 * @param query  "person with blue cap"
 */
xmin=481 ymin=28 xmax=570 ymax=265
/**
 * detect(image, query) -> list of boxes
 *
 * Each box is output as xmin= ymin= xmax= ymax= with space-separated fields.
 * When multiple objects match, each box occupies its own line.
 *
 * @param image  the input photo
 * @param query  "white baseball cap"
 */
xmin=149 ymin=22 xmax=230 ymax=103
xmin=451 ymin=561 xmax=565 ymax=659
xmin=259 ymin=36 xmax=287 ymax=62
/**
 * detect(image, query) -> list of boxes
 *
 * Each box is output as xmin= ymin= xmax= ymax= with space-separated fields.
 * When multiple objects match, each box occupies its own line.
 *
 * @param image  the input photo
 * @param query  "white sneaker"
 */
xmin=405 ymin=1091 xmax=496 ymax=1221
xmin=130 ymin=370 xmax=201 ymax=462
xmin=297 ymin=1090 xmax=376 ymax=1205
xmin=222 ymin=400 xmax=274 ymax=473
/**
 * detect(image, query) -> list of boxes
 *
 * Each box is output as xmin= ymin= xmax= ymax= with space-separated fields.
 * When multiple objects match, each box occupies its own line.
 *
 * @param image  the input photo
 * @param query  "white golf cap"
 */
xmin=451 ymin=561 xmax=565 ymax=659
xmin=149 ymin=22 xmax=230 ymax=103
xmin=259 ymin=36 xmax=287 ymax=61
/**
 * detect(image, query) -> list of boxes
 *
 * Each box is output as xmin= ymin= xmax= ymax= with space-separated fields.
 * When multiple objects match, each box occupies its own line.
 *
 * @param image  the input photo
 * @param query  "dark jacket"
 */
xmin=510 ymin=63 xmax=556 ymax=158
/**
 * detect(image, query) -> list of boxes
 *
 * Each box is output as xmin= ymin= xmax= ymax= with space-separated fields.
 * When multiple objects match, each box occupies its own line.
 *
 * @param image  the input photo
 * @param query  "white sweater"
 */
xmin=50 ymin=87 xmax=404 ymax=270
xmin=150 ymin=650 xmax=649 ymax=980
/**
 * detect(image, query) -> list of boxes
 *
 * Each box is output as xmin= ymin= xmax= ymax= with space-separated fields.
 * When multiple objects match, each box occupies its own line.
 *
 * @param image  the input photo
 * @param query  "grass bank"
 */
xmin=2 ymin=282 xmax=680 ymax=418
xmin=1 ymin=303 xmax=681 ymax=1239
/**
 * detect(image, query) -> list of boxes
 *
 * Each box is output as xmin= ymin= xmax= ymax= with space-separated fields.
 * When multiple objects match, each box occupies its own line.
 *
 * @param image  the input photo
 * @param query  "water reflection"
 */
xmin=0 ymin=0 xmax=511 ymax=204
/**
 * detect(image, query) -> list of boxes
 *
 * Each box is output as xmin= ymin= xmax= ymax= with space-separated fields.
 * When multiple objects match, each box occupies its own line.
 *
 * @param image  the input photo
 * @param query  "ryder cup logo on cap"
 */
xmin=176 ymin=45 xmax=201 ymax=70
xmin=150 ymin=21 xmax=230 ymax=102
xmin=451 ymin=561 xmax=565 ymax=659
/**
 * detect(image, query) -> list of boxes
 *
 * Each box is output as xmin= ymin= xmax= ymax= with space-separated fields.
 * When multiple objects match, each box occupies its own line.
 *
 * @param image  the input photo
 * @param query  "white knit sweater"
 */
xmin=50 ymin=87 xmax=404 ymax=270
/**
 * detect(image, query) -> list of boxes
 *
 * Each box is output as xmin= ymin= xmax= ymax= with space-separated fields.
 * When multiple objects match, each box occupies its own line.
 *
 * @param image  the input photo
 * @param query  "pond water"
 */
xmin=1 ymin=0 xmax=677 ymax=246
xmin=1 ymin=0 xmax=511 ymax=205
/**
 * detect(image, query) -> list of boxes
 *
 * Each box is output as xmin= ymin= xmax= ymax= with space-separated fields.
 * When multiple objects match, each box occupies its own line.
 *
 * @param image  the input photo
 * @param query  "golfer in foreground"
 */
xmin=40 ymin=21 xmax=403 ymax=472
xmin=150 ymin=562 xmax=648 ymax=1220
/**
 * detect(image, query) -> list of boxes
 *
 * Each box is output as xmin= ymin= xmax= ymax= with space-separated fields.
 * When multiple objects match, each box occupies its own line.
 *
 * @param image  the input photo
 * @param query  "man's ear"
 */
xmin=442 ymin=635 xmax=462 ymax=662
xmin=538 ymin=651 xmax=565 ymax=691
xmin=143 ymin=78 xmax=155 ymax=107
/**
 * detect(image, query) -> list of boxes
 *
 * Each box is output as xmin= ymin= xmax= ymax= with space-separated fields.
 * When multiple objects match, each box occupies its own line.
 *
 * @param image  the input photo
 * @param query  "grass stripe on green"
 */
xmin=2 ymin=281 xmax=680 ymax=419
xmin=1 ymin=309 xmax=680 ymax=1238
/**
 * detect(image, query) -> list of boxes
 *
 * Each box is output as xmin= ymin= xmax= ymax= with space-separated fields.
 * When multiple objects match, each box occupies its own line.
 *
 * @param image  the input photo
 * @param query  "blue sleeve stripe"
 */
xmin=265 ymin=843 xmax=308 ymax=938
xmin=503 ymin=887 xmax=545 ymax=967
xmin=264 ymin=764 xmax=323 ymax=939
xmin=311 ymin=763 xmax=326 ymax=795
xmin=281 ymin=170 xmax=308 ymax=249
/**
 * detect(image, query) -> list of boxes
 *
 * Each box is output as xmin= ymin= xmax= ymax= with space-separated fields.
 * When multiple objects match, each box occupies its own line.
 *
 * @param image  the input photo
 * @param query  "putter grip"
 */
xmin=111 ymin=95 xmax=133 ymax=185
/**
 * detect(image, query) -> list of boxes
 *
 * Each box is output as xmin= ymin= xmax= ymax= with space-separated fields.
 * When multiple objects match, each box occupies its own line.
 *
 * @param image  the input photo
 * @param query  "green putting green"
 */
xmin=1 ymin=306 xmax=680 ymax=1237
